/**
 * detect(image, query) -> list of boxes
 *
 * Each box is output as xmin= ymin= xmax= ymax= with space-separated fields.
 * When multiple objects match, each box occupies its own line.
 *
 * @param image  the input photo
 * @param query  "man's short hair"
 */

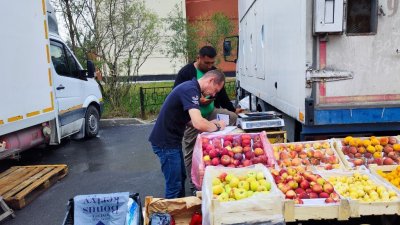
xmin=199 ymin=46 xmax=217 ymax=58
xmin=203 ymin=69 xmax=225 ymax=84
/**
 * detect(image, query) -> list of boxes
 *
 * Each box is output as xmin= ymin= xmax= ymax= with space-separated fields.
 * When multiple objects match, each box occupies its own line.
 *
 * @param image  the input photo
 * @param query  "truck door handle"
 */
xmin=56 ymin=85 xmax=65 ymax=90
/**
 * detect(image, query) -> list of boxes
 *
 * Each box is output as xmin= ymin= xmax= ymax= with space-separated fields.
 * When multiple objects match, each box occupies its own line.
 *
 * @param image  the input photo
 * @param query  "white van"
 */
xmin=0 ymin=1 xmax=103 ymax=159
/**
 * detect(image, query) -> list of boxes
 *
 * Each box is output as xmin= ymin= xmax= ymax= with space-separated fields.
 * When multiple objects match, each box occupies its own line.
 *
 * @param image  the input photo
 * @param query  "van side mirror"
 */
xmin=223 ymin=40 xmax=232 ymax=57
xmin=223 ymin=36 xmax=239 ymax=63
xmin=87 ymin=60 xmax=95 ymax=78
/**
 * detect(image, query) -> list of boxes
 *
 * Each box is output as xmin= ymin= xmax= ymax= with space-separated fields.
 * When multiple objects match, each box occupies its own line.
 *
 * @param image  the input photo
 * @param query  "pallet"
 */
xmin=0 ymin=197 xmax=15 ymax=222
xmin=0 ymin=165 xmax=68 ymax=209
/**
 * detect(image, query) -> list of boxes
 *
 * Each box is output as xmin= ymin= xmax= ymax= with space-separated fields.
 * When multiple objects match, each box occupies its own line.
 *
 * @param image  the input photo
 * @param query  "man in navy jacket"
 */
xmin=174 ymin=46 xmax=242 ymax=192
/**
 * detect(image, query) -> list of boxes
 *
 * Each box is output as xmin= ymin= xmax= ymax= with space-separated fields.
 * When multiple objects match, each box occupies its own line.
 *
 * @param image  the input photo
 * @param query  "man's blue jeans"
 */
xmin=152 ymin=145 xmax=186 ymax=199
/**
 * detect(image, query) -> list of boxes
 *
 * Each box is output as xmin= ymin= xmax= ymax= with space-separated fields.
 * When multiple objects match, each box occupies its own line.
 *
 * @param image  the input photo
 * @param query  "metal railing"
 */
xmin=139 ymin=81 xmax=236 ymax=119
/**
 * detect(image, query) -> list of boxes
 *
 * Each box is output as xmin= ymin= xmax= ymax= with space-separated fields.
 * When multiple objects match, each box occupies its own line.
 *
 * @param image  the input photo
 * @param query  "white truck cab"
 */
xmin=0 ymin=1 xmax=103 ymax=159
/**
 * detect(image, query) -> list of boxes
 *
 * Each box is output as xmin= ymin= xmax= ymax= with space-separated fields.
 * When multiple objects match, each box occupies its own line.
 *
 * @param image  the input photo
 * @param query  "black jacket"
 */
xmin=173 ymin=63 xmax=235 ymax=112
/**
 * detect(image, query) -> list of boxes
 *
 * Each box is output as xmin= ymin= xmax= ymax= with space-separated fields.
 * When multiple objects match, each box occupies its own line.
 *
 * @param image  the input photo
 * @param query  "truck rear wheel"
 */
xmin=85 ymin=105 xmax=99 ymax=138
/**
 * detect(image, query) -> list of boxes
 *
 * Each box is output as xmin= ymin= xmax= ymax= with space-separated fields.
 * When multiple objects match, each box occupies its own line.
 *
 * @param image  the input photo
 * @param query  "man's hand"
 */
xmin=199 ymin=96 xmax=214 ymax=106
xmin=235 ymin=107 xmax=245 ymax=114
xmin=211 ymin=119 xmax=226 ymax=131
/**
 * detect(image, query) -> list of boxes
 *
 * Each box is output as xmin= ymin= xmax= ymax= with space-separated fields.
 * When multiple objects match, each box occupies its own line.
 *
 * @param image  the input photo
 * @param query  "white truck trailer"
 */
xmin=225 ymin=0 xmax=400 ymax=141
xmin=0 ymin=1 xmax=103 ymax=159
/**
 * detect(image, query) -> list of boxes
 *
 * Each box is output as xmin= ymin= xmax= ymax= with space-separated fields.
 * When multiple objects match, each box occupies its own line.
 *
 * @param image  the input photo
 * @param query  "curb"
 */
xmin=100 ymin=118 xmax=151 ymax=127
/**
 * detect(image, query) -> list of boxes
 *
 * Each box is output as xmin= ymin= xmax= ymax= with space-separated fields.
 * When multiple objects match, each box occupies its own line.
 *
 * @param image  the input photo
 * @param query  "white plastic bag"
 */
xmin=74 ymin=192 xmax=130 ymax=225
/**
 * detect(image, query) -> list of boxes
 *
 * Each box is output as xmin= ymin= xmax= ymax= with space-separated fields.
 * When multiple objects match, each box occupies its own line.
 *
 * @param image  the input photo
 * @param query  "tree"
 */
xmin=163 ymin=4 xmax=198 ymax=66
xmin=53 ymin=0 xmax=161 ymax=116
xmin=164 ymin=6 xmax=235 ymax=65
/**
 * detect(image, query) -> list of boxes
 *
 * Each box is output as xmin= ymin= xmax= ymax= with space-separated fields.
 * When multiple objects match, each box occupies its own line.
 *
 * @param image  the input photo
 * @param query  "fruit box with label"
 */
xmin=269 ymin=167 xmax=350 ymax=221
xmin=369 ymin=164 xmax=400 ymax=196
xmin=191 ymin=131 xmax=276 ymax=190
xmin=318 ymin=169 xmax=400 ymax=217
xmin=271 ymin=140 xmax=346 ymax=171
xmin=332 ymin=136 xmax=400 ymax=169
xmin=201 ymin=164 xmax=284 ymax=225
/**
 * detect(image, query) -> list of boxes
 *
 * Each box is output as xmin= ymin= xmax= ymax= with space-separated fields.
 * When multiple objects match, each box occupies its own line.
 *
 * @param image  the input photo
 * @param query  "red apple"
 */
xmin=349 ymin=146 xmax=358 ymax=155
xmin=279 ymin=184 xmax=291 ymax=194
xmin=289 ymin=151 xmax=298 ymax=159
xmin=233 ymin=153 xmax=243 ymax=160
xmin=311 ymin=184 xmax=323 ymax=193
xmin=245 ymin=151 xmax=255 ymax=160
xmin=220 ymin=148 xmax=229 ymax=156
xmin=298 ymin=192 xmax=310 ymax=199
xmin=243 ymin=146 xmax=252 ymax=153
xmin=285 ymin=190 xmax=296 ymax=199
xmin=219 ymin=172 xmax=227 ymax=182
xmin=319 ymin=192 xmax=330 ymax=198
xmin=224 ymin=135 xmax=233 ymax=142
xmin=309 ymin=192 xmax=318 ymax=199
xmin=223 ymin=140 xmax=232 ymax=147
xmin=253 ymin=135 xmax=261 ymax=142
xmin=295 ymin=188 xmax=305 ymax=195
xmin=253 ymin=142 xmax=263 ymax=149
xmin=300 ymin=180 xmax=310 ymax=189
xmin=209 ymin=149 xmax=219 ymax=159
xmin=353 ymin=158 xmax=364 ymax=166
xmin=383 ymin=157 xmax=395 ymax=165
xmin=323 ymin=183 xmax=334 ymax=194
xmin=241 ymin=139 xmax=251 ymax=147
xmin=211 ymin=157 xmax=220 ymax=166
xmin=294 ymin=198 xmax=304 ymax=204
xmin=233 ymin=159 xmax=240 ymax=167
xmin=220 ymin=155 xmax=231 ymax=166
xmin=242 ymin=159 xmax=252 ymax=167
xmin=313 ymin=151 xmax=323 ymax=159
xmin=227 ymin=164 xmax=235 ymax=168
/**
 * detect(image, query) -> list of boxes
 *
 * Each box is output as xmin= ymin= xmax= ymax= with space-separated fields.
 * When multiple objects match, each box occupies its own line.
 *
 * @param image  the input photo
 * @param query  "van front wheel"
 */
xmin=85 ymin=105 xmax=100 ymax=138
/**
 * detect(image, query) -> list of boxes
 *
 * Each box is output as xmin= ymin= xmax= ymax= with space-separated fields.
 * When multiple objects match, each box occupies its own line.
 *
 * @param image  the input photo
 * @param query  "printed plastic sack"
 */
xmin=201 ymin=164 xmax=284 ymax=225
xmin=191 ymin=131 xmax=276 ymax=190
xmin=74 ymin=192 xmax=130 ymax=225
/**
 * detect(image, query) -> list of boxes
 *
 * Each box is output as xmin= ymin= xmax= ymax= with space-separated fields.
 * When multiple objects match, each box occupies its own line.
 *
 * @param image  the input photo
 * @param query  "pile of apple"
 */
xmin=340 ymin=136 xmax=400 ymax=167
xmin=327 ymin=171 xmax=398 ymax=202
xmin=212 ymin=170 xmax=272 ymax=201
xmin=202 ymin=134 xmax=269 ymax=168
xmin=270 ymin=167 xmax=339 ymax=204
xmin=272 ymin=141 xmax=341 ymax=170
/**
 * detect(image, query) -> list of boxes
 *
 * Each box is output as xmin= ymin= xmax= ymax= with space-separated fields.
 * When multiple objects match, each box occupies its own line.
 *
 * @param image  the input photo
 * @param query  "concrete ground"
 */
xmin=0 ymin=122 xmax=192 ymax=225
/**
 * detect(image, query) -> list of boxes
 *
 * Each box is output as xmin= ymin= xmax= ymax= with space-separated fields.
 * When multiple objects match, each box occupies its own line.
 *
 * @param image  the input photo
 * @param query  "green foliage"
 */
xmin=163 ymin=5 xmax=235 ymax=66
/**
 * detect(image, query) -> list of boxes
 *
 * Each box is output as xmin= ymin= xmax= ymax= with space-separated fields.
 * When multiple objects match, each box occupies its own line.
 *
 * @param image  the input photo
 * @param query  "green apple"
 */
xmin=246 ymin=190 xmax=254 ymax=197
xmin=238 ymin=180 xmax=250 ymax=191
xmin=213 ymin=184 xmax=224 ymax=195
xmin=257 ymin=185 xmax=266 ymax=192
xmin=250 ymin=180 xmax=259 ymax=192
xmin=229 ymin=177 xmax=240 ymax=188
xmin=212 ymin=177 xmax=221 ymax=186
xmin=225 ymin=185 xmax=232 ymax=194
xmin=234 ymin=188 xmax=248 ymax=200
xmin=246 ymin=177 xmax=256 ymax=183
xmin=225 ymin=173 xmax=234 ymax=182
xmin=247 ymin=171 xmax=257 ymax=179
xmin=256 ymin=172 xmax=265 ymax=181
xmin=217 ymin=192 xmax=229 ymax=202
xmin=258 ymin=179 xmax=272 ymax=191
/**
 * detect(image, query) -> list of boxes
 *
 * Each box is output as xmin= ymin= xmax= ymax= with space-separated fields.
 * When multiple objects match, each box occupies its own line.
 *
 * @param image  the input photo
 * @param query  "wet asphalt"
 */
xmin=0 ymin=123 xmax=191 ymax=225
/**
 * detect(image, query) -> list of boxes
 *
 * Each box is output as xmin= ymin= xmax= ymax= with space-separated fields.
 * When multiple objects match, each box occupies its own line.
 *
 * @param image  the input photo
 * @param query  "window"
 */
xmin=50 ymin=40 xmax=80 ymax=77
xmin=346 ymin=0 xmax=378 ymax=35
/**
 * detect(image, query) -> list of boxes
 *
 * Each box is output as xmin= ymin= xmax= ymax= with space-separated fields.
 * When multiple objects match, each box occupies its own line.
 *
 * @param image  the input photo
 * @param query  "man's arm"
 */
xmin=174 ymin=65 xmax=192 ymax=88
xmin=189 ymin=109 xmax=226 ymax=132
xmin=215 ymin=87 xmax=236 ymax=112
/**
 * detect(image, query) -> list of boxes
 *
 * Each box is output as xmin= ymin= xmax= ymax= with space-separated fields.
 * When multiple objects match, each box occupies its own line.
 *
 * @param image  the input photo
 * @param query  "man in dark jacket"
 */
xmin=150 ymin=70 xmax=226 ymax=198
xmin=174 ymin=46 xmax=242 ymax=192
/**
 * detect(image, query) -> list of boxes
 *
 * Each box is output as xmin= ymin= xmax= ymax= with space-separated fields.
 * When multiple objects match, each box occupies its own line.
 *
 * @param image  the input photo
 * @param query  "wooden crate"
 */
xmin=144 ymin=196 xmax=201 ymax=225
xmin=0 ymin=165 xmax=68 ymax=209
xmin=266 ymin=131 xmax=287 ymax=144
xmin=369 ymin=165 xmax=400 ymax=195
xmin=283 ymin=199 xmax=350 ymax=222
xmin=202 ymin=165 xmax=284 ymax=225
xmin=318 ymin=170 xmax=400 ymax=217
xmin=208 ymin=195 xmax=283 ymax=225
